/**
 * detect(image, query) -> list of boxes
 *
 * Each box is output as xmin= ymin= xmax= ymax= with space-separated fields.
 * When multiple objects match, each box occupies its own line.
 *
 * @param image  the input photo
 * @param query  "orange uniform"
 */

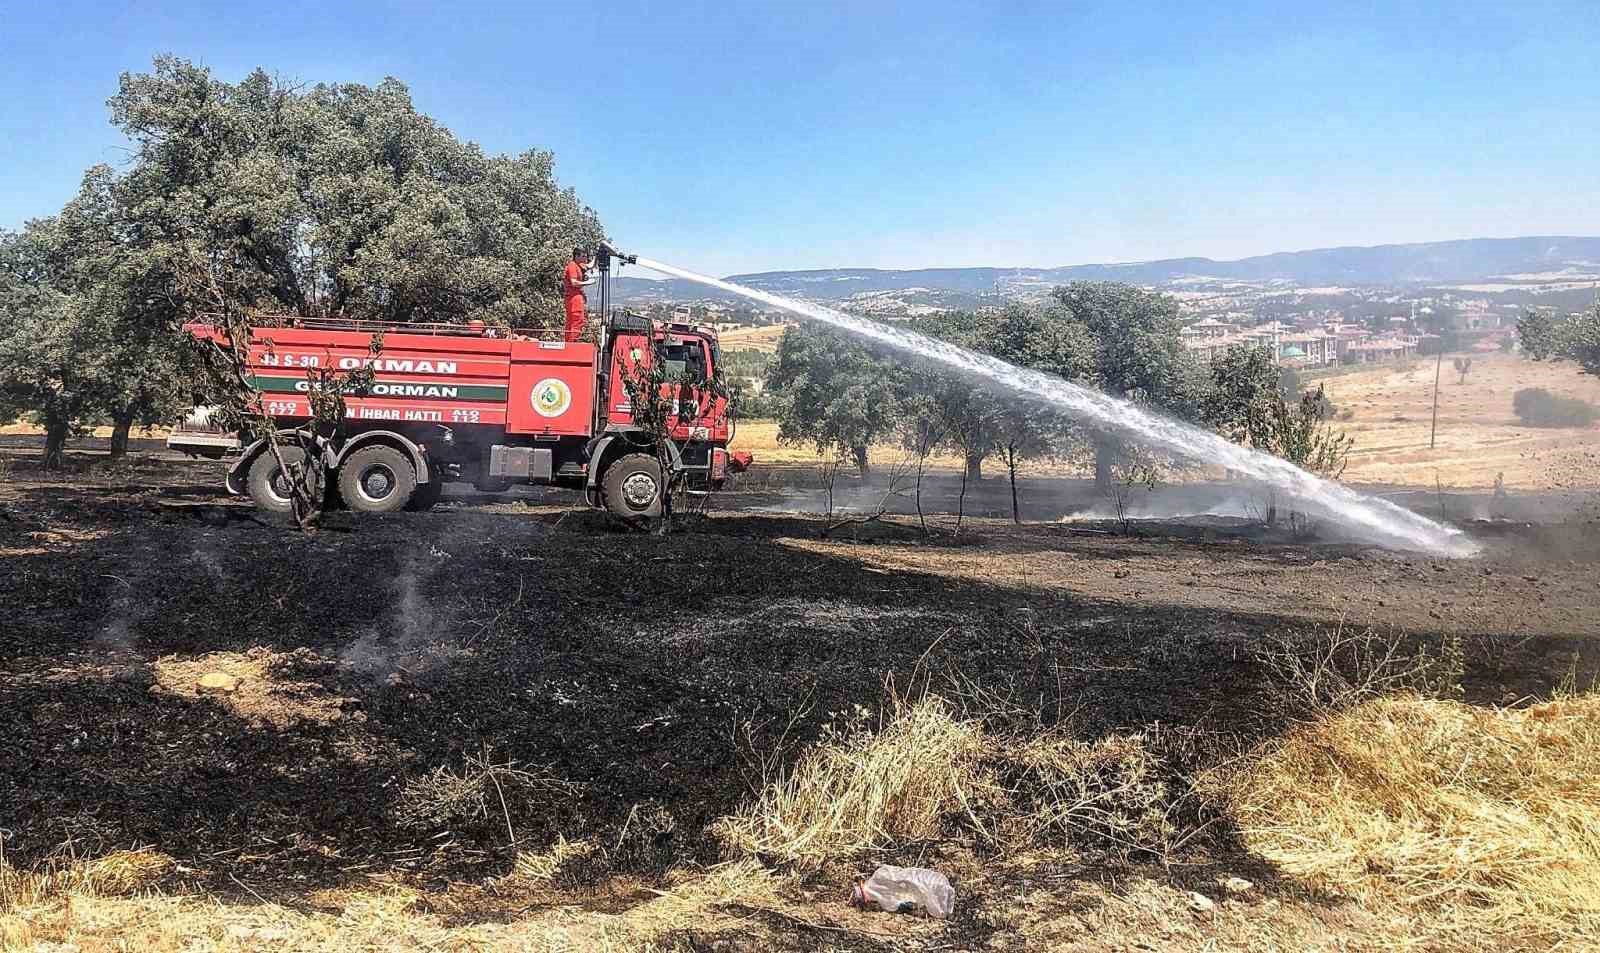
xmin=562 ymin=260 xmax=588 ymax=342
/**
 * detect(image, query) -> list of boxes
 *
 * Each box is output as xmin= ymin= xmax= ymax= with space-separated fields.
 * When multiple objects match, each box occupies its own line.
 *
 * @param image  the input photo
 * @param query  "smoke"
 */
xmin=92 ymin=540 xmax=238 ymax=656
xmin=188 ymin=540 xmax=228 ymax=583
xmin=338 ymin=545 xmax=466 ymax=682
xmin=632 ymin=257 xmax=1478 ymax=557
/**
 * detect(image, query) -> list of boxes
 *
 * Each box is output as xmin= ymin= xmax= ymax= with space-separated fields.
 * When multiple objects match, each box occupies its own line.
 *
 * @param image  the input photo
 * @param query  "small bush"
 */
xmin=714 ymin=698 xmax=996 ymax=867
xmin=1261 ymin=627 xmax=1464 ymax=710
xmin=1513 ymin=387 xmax=1598 ymax=428
xmin=715 ymin=695 xmax=1181 ymax=869
xmin=392 ymin=751 xmax=578 ymax=842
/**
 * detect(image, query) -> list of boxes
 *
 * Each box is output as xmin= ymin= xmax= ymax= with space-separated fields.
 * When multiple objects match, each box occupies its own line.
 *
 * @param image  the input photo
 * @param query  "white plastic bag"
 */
xmin=849 ymin=864 xmax=955 ymax=919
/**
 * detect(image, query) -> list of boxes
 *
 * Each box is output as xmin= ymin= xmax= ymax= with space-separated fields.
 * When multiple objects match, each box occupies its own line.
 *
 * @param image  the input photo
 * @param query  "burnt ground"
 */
xmin=3 ymin=438 xmax=1599 ymax=945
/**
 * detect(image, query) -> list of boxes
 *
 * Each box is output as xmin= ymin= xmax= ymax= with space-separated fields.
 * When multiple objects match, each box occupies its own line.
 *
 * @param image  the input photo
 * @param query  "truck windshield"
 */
xmin=660 ymin=341 xmax=708 ymax=381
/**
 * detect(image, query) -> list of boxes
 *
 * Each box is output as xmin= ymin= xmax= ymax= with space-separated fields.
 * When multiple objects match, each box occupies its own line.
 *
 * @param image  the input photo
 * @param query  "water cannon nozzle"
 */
xmin=594 ymin=242 xmax=637 ymax=271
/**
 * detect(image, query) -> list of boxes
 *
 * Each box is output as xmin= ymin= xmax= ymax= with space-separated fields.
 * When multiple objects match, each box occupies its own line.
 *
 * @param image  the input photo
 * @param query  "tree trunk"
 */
xmin=1094 ymin=441 xmax=1114 ymax=491
xmin=955 ymin=460 xmax=969 ymax=535
xmin=109 ymin=409 xmax=135 ymax=458
xmin=852 ymin=443 xmax=869 ymax=475
xmin=965 ymin=452 xmax=983 ymax=483
xmin=43 ymin=418 xmax=70 ymax=469
xmin=1006 ymin=444 xmax=1021 ymax=525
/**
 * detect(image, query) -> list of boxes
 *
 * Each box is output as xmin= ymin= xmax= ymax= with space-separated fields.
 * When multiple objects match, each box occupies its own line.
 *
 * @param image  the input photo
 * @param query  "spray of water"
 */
xmin=632 ymin=256 xmax=1478 ymax=557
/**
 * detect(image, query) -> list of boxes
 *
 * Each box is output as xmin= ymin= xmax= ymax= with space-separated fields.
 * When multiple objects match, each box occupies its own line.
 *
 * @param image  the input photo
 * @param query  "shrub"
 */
xmin=1512 ymin=387 xmax=1598 ymax=428
xmin=392 ymin=751 xmax=578 ymax=842
xmin=714 ymin=694 xmax=1180 ymax=869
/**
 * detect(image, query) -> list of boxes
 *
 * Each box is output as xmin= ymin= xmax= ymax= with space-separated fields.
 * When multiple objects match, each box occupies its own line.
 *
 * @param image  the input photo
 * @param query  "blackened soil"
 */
xmin=3 ymin=448 xmax=1596 ymax=903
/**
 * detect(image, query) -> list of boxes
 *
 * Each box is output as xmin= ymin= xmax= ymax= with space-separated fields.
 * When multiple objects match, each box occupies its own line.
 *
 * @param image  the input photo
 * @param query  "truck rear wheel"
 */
xmin=338 ymin=445 xmax=416 ymax=514
xmin=602 ymin=453 xmax=663 ymax=520
xmin=247 ymin=445 xmax=321 ymax=518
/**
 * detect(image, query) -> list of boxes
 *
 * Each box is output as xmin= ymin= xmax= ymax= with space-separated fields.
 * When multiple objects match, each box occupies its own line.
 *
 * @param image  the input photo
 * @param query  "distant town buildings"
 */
xmin=1181 ymin=317 xmax=1424 ymax=367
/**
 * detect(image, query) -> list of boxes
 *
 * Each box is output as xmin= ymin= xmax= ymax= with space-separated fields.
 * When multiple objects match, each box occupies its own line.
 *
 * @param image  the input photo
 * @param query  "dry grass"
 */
xmin=392 ymin=749 xmax=580 ymax=842
xmin=0 ymin=422 xmax=171 ymax=439
xmin=0 ymin=849 xmax=174 ymax=908
xmin=0 ymin=853 xmax=782 ymax=952
xmin=1260 ymin=626 xmax=1466 ymax=710
xmin=998 ymin=731 xmax=1177 ymax=855
xmin=715 ymin=697 xmax=998 ymax=866
xmin=715 ymin=694 xmax=1178 ymax=869
xmin=1323 ymin=353 xmax=1600 ymax=488
xmin=716 ymin=324 xmax=789 ymax=353
xmin=506 ymin=837 xmax=600 ymax=884
xmin=1216 ymin=692 xmax=1600 ymax=944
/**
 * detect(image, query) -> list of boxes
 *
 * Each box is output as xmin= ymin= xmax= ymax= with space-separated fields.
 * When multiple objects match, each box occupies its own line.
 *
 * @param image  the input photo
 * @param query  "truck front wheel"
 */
xmin=338 ymin=445 xmax=416 ymax=514
xmin=602 ymin=453 xmax=663 ymax=520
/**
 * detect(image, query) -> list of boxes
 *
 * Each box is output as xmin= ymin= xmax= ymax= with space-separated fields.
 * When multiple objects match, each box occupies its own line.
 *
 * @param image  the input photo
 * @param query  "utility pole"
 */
xmin=1430 ymin=337 xmax=1444 ymax=449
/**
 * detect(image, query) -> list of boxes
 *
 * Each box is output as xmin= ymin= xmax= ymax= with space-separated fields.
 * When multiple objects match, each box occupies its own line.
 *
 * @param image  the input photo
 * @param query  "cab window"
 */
xmin=660 ymin=340 xmax=708 ymax=381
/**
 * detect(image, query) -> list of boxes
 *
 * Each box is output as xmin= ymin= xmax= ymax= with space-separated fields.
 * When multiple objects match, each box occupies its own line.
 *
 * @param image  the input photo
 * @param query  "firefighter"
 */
xmin=562 ymin=246 xmax=596 ymax=342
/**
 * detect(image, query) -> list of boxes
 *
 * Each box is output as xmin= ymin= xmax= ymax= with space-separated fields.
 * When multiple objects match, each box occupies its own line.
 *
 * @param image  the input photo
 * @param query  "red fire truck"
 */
xmin=169 ymin=245 xmax=745 ymax=519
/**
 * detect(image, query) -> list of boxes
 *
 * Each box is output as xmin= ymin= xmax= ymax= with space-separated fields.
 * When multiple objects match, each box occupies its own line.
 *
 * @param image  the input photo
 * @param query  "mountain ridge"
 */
xmin=614 ymin=236 xmax=1600 ymax=304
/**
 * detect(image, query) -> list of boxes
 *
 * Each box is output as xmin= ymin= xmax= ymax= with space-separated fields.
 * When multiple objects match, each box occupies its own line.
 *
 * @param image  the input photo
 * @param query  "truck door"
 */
xmin=658 ymin=335 xmax=715 ymax=440
xmin=604 ymin=332 xmax=723 ymax=442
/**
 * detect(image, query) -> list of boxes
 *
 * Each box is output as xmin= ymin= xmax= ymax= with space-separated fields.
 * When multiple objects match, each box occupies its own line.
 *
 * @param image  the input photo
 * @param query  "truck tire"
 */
xmin=247 ymin=445 xmax=321 ymax=518
xmin=602 ymin=453 xmax=664 ymax=520
xmin=407 ymin=478 xmax=445 ymax=511
xmin=338 ymin=445 xmax=416 ymax=514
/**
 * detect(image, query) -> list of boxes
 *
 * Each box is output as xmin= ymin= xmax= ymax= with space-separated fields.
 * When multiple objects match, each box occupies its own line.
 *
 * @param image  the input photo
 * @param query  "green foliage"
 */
xmin=902 ymin=311 xmax=1007 ymax=480
xmin=1 ymin=55 xmax=603 ymax=471
xmin=766 ymin=284 xmax=1192 ymax=496
xmin=1202 ymin=345 xmax=1281 ymax=447
xmin=0 ymin=166 xmax=195 ymax=468
xmin=1512 ymin=388 xmax=1598 ymax=429
xmin=768 ymin=324 xmax=904 ymax=471
xmin=1566 ymin=307 xmax=1600 ymax=378
xmin=726 ymin=381 xmax=783 ymax=420
xmin=886 ymin=305 xmax=1097 ymax=486
xmin=56 ymin=166 xmax=196 ymax=445
xmin=1518 ymin=305 xmax=1600 ymax=377
xmin=1259 ymin=385 xmax=1353 ymax=479
xmin=1518 ymin=309 xmax=1569 ymax=360
xmin=0 ymin=222 xmax=107 ymax=467
xmin=1102 ymin=451 xmax=1162 ymax=535
xmin=109 ymin=56 xmax=603 ymax=326
xmin=1203 ymin=346 xmax=1348 ymax=478
xmin=1046 ymin=282 xmax=1202 ymax=411
xmin=1046 ymin=282 xmax=1204 ymax=485
xmin=718 ymin=348 xmax=771 ymax=380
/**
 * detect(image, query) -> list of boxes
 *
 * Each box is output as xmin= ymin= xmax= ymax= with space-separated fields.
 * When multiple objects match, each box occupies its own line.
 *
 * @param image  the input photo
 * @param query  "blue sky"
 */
xmin=2 ymin=0 xmax=1596 ymax=276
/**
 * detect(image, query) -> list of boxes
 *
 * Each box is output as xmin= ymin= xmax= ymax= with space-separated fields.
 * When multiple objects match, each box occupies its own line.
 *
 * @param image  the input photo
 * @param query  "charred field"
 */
xmin=3 ymin=441 xmax=1599 ymax=951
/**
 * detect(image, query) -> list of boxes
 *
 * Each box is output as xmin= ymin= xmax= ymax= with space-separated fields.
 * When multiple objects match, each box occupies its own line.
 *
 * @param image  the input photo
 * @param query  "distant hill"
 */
xmin=613 ymin=236 xmax=1600 ymax=305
